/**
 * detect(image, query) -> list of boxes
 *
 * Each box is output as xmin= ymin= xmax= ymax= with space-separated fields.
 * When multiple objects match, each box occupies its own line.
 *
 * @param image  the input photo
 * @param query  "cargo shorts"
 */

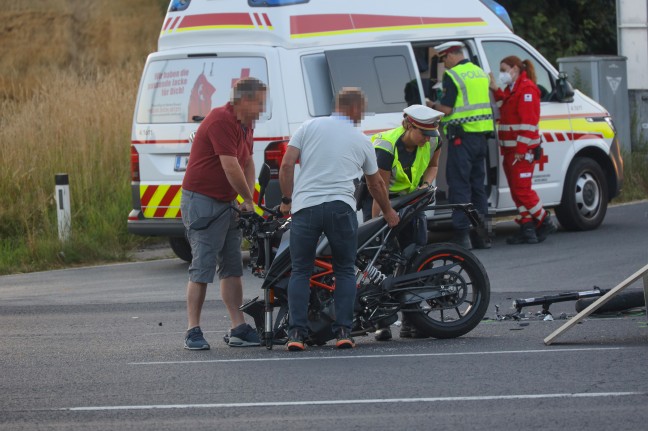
xmin=180 ymin=189 xmax=243 ymax=283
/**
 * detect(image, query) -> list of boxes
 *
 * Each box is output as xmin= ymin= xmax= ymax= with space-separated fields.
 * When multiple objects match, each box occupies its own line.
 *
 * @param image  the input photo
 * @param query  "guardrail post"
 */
xmin=55 ymin=173 xmax=71 ymax=242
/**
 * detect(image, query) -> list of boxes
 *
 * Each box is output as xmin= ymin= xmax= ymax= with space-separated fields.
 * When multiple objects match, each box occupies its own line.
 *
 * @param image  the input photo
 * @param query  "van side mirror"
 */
xmin=556 ymin=72 xmax=574 ymax=103
xmin=257 ymin=163 xmax=271 ymax=206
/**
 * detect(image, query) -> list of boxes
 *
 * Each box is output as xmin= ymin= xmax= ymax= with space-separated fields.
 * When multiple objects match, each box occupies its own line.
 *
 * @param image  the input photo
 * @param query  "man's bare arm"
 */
xmin=221 ymin=155 xmax=255 ymax=211
xmin=278 ymin=146 xmax=300 ymax=214
xmin=366 ymin=172 xmax=399 ymax=227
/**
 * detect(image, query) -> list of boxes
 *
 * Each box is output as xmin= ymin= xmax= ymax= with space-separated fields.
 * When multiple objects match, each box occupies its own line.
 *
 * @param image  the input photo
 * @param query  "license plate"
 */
xmin=174 ymin=155 xmax=189 ymax=172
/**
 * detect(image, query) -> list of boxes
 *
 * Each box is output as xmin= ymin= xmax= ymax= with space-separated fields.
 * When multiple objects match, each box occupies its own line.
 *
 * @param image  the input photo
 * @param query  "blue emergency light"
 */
xmin=480 ymin=0 xmax=513 ymax=31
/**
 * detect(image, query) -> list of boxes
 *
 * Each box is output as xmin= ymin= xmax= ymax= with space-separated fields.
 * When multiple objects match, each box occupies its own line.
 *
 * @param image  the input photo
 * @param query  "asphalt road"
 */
xmin=1 ymin=201 xmax=647 ymax=430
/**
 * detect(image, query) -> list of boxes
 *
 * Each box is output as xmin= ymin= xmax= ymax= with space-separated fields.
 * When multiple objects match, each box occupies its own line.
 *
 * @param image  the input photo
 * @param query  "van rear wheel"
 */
xmin=169 ymin=236 xmax=192 ymax=262
xmin=555 ymin=157 xmax=608 ymax=231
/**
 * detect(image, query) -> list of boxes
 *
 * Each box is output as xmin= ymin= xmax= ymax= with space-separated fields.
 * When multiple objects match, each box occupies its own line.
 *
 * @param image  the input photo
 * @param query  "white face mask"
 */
xmin=499 ymin=71 xmax=513 ymax=86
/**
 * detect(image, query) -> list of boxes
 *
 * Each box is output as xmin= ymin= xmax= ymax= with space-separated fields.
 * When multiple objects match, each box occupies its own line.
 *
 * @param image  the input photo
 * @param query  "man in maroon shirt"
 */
xmin=180 ymin=77 xmax=267 ymax=350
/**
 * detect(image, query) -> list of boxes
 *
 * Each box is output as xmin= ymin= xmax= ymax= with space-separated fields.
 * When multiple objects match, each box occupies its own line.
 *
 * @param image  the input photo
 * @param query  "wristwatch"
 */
xmin=281 ymin=196 xmax=292 ymax=205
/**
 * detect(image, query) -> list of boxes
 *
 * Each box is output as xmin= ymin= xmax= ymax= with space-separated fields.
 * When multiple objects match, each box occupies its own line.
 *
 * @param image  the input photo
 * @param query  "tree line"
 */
xmin=498 ymin=0 xmax=617 ymax=66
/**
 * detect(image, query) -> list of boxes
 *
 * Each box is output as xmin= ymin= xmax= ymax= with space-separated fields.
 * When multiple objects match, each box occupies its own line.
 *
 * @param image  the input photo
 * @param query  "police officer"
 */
xmin=429 ymin=41 xmax=493 ymax=250
xmin=364 ymin=105 xmax=444 ymax=245
xmin=365 ymin=104 xmax=444 ymax=341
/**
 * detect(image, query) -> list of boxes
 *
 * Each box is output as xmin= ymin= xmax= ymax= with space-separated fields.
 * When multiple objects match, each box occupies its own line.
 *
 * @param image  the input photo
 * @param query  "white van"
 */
xmin=128 ymin=0 xmax=624 ymax=261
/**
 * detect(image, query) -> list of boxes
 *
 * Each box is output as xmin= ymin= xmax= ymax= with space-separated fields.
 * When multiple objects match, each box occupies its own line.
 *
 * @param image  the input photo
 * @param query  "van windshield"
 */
xmin=136 ymin=57 xmax=269 ymax=124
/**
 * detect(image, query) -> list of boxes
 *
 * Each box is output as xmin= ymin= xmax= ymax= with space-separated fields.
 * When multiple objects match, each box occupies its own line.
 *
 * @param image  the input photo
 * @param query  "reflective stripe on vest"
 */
xmin=371 ymin=126 xmax=431 ymax=194
xmin=441 ymin=62 xmax=494 ymax=133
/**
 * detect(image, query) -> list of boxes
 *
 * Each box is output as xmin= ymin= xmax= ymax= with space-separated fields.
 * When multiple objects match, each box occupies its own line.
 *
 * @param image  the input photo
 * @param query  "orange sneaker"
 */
xmin=286 ymin=329 xmax=306 ymax=352
xmin=335 ymin=328 xmax=355 ymax=349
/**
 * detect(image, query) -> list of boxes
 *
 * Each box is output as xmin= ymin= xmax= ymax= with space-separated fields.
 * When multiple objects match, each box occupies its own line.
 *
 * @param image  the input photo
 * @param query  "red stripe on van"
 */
xmin=179 ymin=13 xmax=254 ymax=29
xmin=263 ymin=13 xmax=272 ymax=27
xmin=132 ymin=138 xmax=289 ymax=144
xmin=162 ymin=17 xmax=173 ymax=31
xmin=290 ymin=14 xmax=485 ymax=35
xmin=140 ymin=185 xmax=157 ymax=208
xmin=132 ymin=140 xmax=190 ymax=144
xmin=153 ymin=185 xmax=182 ymax=217
xmin=253 ymin=13 xmax=263 ymax=27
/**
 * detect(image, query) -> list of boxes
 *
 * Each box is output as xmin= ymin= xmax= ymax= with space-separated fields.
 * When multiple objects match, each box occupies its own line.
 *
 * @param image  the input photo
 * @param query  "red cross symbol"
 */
xmin=537 ymin=152 xmax=549 ymax=171
xmin=231 ymin=68 xmax=250 ymax=88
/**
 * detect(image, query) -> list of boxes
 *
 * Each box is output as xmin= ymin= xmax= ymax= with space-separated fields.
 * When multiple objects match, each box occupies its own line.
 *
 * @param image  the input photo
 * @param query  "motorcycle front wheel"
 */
xmin=403 ymin=243 xmax=490 ymax=339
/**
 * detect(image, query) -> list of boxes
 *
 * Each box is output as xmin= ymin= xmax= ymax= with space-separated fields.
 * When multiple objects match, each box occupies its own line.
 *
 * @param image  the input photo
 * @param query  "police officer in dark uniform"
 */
xmin=429 ymin=41 xmax=493 ymax=250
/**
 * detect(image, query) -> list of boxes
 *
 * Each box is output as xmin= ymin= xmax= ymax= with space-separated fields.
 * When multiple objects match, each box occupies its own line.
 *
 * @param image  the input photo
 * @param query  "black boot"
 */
xmin=536 ymin=212 xmax=558 ymax=242
xmin=450 ymin=229 xmax=472 ymax=249
xmin=470 ymin=229 xmax=492 ymax=249
xmin=506 ymin=222 xmax=538 ymax=245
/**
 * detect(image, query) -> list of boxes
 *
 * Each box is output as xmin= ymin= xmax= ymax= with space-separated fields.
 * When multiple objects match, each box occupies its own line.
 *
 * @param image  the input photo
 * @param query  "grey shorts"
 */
xmin=180 ymin=189 xmax=243 ymax=283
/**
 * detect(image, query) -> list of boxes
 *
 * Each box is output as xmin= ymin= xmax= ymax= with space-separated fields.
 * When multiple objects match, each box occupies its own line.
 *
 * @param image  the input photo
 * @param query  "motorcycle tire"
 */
xmin=403 ymin=243 xmax=490 ymax=339
xmin=574 ymin=289 xmax=645 ymax=314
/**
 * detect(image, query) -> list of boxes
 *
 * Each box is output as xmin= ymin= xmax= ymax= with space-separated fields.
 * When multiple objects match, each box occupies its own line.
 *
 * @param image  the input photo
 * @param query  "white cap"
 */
xmin=433 ymin=41 xmax=465 ymax=57
xmin=403 ymin=104 xmax=444 ymax=137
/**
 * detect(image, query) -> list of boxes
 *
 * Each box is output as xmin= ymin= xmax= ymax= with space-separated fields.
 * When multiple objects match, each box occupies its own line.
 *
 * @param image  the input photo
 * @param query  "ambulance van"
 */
xmin=128 ymin=0 xmax=624 ymax=261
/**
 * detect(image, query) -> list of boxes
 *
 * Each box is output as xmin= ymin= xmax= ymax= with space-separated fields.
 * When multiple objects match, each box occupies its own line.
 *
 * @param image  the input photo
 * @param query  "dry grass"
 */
xmin=0 ymin=0 xmax=165 ymax=274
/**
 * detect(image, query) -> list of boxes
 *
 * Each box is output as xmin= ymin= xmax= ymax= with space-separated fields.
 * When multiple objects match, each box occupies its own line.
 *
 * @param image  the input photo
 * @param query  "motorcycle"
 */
xmin=225 ymin=164 xmax=490 ymax=349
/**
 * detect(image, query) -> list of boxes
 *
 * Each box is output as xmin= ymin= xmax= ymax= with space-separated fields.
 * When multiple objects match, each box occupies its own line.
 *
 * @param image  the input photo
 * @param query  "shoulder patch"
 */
xmin=524 ymin=93 xmax=533 ymax=102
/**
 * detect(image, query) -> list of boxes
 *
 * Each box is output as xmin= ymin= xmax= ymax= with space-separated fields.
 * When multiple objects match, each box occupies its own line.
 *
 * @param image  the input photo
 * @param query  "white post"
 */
xmin=55 ymin=173 xmax=71 ymax=242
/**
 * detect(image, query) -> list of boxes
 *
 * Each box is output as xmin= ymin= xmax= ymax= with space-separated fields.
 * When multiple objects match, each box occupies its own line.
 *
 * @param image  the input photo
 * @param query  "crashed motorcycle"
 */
xmin=233 ymin=165 xmax=491 ymax=349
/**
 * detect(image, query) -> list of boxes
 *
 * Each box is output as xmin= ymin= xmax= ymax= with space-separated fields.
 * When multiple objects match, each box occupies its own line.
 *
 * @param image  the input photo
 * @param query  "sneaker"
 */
xmin=335 ymin=328 xmax=356 ymax=349
xmin=286 ymin=329 xmax=306 ymax=352
xmin=184 ymin=326 xmax=210 ymax=350
xmin=374 ymin=327 xmax=392 ymax=341
xmin=536 ymin=213 xmax=558 ymax=242
xmin=227 ymin=323 xmax=261 ymax=347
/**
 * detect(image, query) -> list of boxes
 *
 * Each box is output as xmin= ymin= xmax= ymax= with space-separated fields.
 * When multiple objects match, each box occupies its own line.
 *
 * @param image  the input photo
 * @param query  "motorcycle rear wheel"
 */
xmin=403 ymin=243 xmax=490 ymax=339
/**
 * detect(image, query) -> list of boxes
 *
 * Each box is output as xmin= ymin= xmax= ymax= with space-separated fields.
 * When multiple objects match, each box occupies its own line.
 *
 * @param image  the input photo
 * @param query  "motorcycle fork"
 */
xmin=263 ymin=287 xmax=274 ymax=350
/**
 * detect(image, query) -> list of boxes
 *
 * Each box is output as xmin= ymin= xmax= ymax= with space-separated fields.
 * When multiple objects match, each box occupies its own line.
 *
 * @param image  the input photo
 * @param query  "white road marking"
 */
xmin=64 ymin=392 xmax=645 ymax=411
xmin=130 ymin=347 xmax=623 ymax=365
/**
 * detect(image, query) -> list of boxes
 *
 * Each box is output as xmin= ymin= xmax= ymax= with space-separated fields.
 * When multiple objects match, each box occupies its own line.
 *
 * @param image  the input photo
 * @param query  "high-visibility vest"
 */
xmin=371 ymin=126 xmax=434 ymax=194
xmin=441 ymin=62 xmax=494 ymax=133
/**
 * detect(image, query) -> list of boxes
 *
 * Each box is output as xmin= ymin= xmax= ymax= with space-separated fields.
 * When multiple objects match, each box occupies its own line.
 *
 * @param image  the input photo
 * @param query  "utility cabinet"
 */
xmin=558 ymin=56 xmax=631 ymax=152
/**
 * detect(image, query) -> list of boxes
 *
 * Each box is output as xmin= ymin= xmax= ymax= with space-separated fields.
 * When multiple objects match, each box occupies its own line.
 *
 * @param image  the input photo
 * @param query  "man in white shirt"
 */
xmin=279 ymin=87 xmax=399 ymax=351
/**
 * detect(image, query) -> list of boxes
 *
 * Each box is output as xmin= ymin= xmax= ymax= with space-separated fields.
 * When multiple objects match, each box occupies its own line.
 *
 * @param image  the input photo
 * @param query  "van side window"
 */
xmin=325 ymin=46 xmax=415 ymax=114
xmin=481 ymin=41 xmax=553 ymax=102
xmin=302 ymin=54 xmax=334 ymax=117
xmin=302 ymin=47 xmax=416 ymax=116
xmin=136 ymin=57 xmax=269 ymax=124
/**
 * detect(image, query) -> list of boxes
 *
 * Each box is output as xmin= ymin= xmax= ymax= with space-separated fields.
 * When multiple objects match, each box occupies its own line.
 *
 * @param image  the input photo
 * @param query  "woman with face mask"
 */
xmin=489 ymin=56 xmax=557 ymax=245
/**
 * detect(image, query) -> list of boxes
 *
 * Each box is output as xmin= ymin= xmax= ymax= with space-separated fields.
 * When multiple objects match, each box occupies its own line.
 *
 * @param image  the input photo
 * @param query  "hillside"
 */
xmin=0 ymin=0 xmax=166 ymax=274
xmin=0 ymin=0 xmax=164 ymax=101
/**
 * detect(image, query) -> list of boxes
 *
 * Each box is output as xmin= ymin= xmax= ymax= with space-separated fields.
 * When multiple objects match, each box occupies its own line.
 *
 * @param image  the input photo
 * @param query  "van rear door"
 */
xmin=129 ymin=53 xmax=272 ymax=237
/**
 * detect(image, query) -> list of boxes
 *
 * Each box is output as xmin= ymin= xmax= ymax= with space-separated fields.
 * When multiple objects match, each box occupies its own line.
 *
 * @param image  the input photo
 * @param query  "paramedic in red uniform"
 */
xmin=180 ymin=77 xmax=267 ymax=350
xmin=490 ymin=56 xmax=557 ymax=244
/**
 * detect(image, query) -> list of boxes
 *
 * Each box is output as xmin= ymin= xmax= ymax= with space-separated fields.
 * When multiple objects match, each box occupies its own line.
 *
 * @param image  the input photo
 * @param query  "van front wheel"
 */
xmin=169 ymin=236 xmax=192 ymax=262
xmin=555 ymin=157 xmax=608 ymax=231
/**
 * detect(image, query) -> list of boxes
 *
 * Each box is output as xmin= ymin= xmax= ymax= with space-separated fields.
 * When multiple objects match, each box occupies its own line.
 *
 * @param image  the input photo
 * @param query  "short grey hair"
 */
xmin=231 ymin=77 xmax=267 ymax=103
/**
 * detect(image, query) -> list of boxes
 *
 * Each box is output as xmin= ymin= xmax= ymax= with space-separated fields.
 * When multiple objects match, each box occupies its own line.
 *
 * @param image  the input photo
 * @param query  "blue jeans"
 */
xmin=288 ymin=201 xmax=358 ymax=334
